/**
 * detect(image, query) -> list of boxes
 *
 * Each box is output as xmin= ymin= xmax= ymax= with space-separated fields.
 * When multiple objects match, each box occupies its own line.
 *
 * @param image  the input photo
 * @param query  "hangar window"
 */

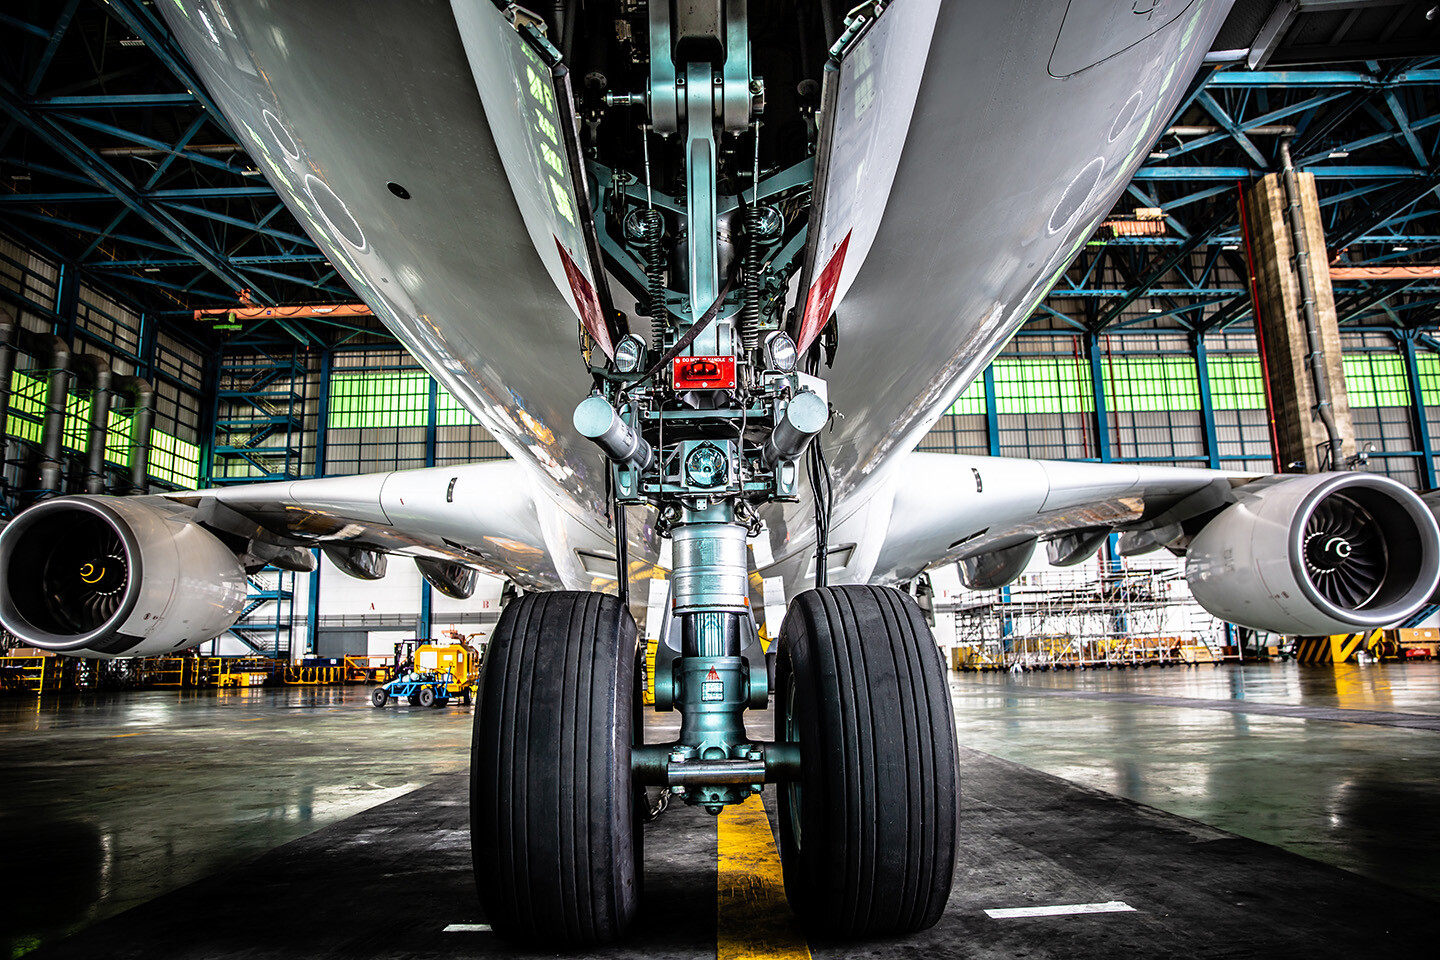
xmin=4 ymin=370 xmax=199 ymax=488
xmin=992 ymin=339 xmax=1096 ymax=461
xmin=1345 ymin=352 xmax=1418 ymax=488
xmin=324 ymin=354 xmax=506 ymax=474
xmin=1202 ymin=335 xmax=1273 ymax=473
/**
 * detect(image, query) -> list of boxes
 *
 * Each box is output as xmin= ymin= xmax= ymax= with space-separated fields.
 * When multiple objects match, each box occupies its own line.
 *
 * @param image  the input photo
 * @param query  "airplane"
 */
xmin=3 ymin=0 xmax=1438 ymax=947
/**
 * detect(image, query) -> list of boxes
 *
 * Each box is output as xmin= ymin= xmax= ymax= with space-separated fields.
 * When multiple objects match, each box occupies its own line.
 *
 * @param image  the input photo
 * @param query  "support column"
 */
xmin=982 ymin=364 xmax=1000 ymax=456
xmin=417 ymin=376 xmax=439 ymax=641
xmin=305 ymin=348 xmax=333 ymax=656
xmin=1243 ymin=166 xmax=1354 ymax=473
xmin=1400 ymin=332 xmax=1436 ymax=490
xmin=1084 ymin=332 xmax=1112 ymax=462
xmin=1193 ymin=333 xmax=1221 ymax=469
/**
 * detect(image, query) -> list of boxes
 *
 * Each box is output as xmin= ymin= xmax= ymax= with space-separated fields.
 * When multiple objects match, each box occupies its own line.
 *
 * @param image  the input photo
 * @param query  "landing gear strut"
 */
xmin=472 ymin=0 xmax=958 ymax=946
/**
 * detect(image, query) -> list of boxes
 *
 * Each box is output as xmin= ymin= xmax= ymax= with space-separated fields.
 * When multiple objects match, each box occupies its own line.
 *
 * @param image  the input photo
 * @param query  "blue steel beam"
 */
xmin=92 ymin=253 xmax=329 ymax=268
xmin=156 ymin=201 xmax=312 ymax=246
xmin=29 ymin=93 xmax=199 ymax=109
xmin=1134 ymin=165 xmax=1428 ymax=179
xmin=0 ymin=186 xmax=279 ymax=204
xmin=1 ymin=207 xmax=188 ymax=254
xmin=141 ymin=112 xmax=211 ymax=191
xmin=50 ymin=113 xmax=248 ymax=176
xmin=25 ymin=0 xmax=82 ymax=97
xmin=1207 ymin=69 xmax=1440 ymax=88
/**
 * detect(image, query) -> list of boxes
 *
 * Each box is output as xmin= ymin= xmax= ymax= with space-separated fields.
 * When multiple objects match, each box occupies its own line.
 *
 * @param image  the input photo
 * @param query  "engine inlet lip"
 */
xmin=0 ymin=497 xmax=145 ymax=651
xmin=1287 ymin=473 xmax=1440 ymax=627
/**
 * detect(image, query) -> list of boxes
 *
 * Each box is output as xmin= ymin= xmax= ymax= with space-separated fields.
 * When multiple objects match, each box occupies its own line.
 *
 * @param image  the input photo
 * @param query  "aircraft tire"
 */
xmin=471 ymin=591 xmax=641 ymax=946
xmin=370 ymin=687 xmax=387 ymax=708
xmin=775 ymin=585 xmax=959 ymax=937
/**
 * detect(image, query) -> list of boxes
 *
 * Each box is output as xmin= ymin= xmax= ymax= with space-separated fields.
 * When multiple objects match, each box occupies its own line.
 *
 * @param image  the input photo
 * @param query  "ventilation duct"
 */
xmin=75 ymin=355 xmax=114 ymax=495
xmin=36 ymin=337 xmax=72 ymax=497
xmin=112 ymin=377 xmax=155 ymax=495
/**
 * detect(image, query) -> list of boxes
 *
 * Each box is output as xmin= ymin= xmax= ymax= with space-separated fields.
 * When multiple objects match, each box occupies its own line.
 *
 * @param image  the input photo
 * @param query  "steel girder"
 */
xmin=1035 ymin=55 xmax=1440 ymax=337
xmin=0 ymin=0 xmax=354 ymax=341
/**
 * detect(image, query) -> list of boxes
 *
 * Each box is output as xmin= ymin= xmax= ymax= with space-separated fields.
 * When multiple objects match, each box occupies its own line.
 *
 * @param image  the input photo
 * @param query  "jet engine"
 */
xmin=1186 ymin=473 xmax=1440 ymax=636
xmin=0 ymin=497 xmax=247 ymax=658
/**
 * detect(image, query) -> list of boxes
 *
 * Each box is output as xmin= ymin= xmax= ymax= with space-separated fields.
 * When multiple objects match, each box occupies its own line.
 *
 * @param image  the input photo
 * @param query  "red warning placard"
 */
xmin=672 ymin=355 xmax=736 ymax=390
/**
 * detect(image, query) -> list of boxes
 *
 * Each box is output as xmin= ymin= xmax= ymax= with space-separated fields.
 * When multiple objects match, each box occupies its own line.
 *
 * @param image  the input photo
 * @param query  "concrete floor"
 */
xmin=1 ymin=662 xmax=1436 ymax=958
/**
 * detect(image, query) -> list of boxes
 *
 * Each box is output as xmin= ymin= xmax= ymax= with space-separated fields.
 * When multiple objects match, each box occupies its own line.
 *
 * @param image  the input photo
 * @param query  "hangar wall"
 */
xmin=1 ymin=234 xmax=208 ymax=495
xmin=4 ymin=226 xmax=1440 ymax=657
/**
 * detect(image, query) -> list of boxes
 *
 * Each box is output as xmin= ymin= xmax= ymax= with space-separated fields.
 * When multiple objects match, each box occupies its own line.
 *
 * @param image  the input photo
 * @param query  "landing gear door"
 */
xmin=791 ymin=0 xmax=942 ymax=353
xmin=450 ymin=0 xmax=623 ymax=356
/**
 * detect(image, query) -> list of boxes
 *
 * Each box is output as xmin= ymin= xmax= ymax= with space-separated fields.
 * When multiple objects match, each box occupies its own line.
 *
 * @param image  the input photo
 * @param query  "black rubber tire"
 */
xmin=471 ymin=591 xmax=641 ymax=946
xmin=775 ymin=585 xmax=959 ymax=937
xmin=461 ymin=687 xmax=473 ymax=706
xmin=417 ymin=686 xmax=435 ymax=708
xmin=370 ymin=687 xmax=387 ymax=708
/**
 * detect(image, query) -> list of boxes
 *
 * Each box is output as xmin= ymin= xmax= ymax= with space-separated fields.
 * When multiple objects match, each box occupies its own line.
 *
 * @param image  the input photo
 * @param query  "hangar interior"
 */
xmin=1 ymin=1 xmax=1439 ymax=959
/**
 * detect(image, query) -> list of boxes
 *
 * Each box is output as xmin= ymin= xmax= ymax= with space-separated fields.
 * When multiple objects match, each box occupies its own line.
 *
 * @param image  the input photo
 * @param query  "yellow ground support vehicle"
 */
xmin=413 ymin=642 xmax=479 ymax=704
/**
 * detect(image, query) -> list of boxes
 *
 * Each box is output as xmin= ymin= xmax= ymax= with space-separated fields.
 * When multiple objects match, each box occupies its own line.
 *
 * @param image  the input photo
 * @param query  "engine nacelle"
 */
xmin=0 ymin=497 xmax=247 ymax=658
xmin=1186 ymin=473 xmax=1440 ymax=636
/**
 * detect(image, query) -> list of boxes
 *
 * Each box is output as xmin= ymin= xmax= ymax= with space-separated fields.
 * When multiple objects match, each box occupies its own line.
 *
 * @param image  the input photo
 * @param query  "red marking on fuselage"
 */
xmin=797 ymin=230 xmax=852 ymax=353
xmin=554 ymin=236 xmax=613 ymax=357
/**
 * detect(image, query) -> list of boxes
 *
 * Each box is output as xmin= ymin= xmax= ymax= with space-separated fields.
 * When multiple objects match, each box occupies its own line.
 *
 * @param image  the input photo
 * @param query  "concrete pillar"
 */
xmin=1243 ymin=170 xmax=1354 ymax=473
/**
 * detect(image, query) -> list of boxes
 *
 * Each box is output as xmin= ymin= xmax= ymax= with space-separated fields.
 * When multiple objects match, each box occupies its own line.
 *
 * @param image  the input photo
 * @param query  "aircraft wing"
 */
xmin=0 ymin=461 xmax=606 ymax=658
xmin=865 ymin=452 xmax=1440 ymax=638
xmin=871 ymin=453 xmax=1254 ymax=587
xmin=163 ymin=460 xmax=561 ymax=588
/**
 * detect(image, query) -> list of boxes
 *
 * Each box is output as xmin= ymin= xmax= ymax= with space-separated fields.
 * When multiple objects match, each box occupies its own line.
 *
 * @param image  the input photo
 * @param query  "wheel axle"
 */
xmin=631 ymin=741 xmax=800 ymax=787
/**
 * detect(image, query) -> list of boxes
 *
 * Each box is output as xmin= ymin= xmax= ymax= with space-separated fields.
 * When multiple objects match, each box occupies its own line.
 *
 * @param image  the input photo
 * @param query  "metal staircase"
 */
xmin=209 ymin=340 xmax=313 ymax=657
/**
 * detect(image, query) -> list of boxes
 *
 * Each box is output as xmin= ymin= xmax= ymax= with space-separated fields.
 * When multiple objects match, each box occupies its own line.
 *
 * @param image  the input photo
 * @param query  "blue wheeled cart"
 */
xmin=370 ymin=671 xmax=466 ymax=708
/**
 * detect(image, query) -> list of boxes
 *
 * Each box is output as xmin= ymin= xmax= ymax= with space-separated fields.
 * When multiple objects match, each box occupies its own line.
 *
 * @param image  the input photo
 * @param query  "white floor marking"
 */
xmin=985 ymin=901 xmax=1136 ymax=919
xmin=443 ymin=923 xmax=493 ymax=932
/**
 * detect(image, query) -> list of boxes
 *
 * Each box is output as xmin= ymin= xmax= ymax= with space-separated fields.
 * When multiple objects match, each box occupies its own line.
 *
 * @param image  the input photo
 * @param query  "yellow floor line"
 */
xmin=716 ymin=794 xmax=813 ymax=960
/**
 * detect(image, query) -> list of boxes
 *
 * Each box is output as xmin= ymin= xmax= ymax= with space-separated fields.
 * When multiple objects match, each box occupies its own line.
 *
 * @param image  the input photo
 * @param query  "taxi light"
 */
xmin=763 ymin=332 xmax=797 ymax=373
xmin=613 ymin=334 xmax=645 ymax=374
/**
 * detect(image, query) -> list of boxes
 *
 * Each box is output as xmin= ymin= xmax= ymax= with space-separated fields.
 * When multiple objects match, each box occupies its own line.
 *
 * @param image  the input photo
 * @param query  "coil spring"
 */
xmin=640 ymin=209 xmax=666 ymax=351
xmin=740 ymin=205 xmax=765 ymax=352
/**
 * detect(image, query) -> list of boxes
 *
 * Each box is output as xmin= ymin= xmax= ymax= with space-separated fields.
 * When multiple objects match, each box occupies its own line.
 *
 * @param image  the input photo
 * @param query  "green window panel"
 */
xmin=106 ymin=411 xmax=134 ymax=468
xmin=149 ymin=429 xmax=201 ymax=488
xmin=1343 ymin=354 xmax=1409 ymax=409
xmin=990 ymin=356 xmax=1094 ymax=415
xmin=1416 ymin=352 xmax=1440 ymax=407
xmin=1104 ymin=356 xmax=1200 ymax=413
xmin=1206 ymin=356 xmax=1268 ymax=411
xmin=437 ymin=387 xmax=479 ymax=427
xmin=63 ymin=393 xmax=91 ymax=451
xmin=6 ymin=370 xmax=45 ymax=444
xmin=328 ymin=371 xmax=431 ymax=429
xmin=948 ymin=378 xmax=986 ymax=416
xmin=3 ymin=372 xmax=195 ymax=486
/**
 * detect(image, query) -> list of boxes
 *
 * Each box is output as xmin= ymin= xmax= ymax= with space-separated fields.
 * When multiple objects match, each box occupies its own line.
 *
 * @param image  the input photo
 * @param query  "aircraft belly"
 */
xmin=809 ymin=0 xmax=1235 ymax=520
xmin=158 ymin=1 xmax=616 ymax=532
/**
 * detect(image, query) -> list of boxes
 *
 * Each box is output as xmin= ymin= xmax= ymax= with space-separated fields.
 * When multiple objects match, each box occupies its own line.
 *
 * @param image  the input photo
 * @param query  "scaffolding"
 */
xmin=941 ymin=557 xmax=1235 ymax=671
